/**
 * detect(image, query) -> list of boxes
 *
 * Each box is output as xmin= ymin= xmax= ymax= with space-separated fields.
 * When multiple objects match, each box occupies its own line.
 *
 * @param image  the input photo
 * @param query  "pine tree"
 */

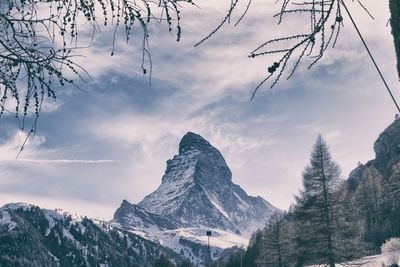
xmin=243 ymin=230 xmax=264 ymax=267
xmin=382 ymin=171 xmax=400 ymax=238
xmin=355 ymin=166 xmax=385 ymax=247
xmin=294 ymin=135 xmax=341 ymax=267
xmin=257 ymin=212 xmax=295 ymax=267
xmin=335 ymin=182 xmax=366 ymax=260
xmin=154 ymin=254 xmax=175 ymax=267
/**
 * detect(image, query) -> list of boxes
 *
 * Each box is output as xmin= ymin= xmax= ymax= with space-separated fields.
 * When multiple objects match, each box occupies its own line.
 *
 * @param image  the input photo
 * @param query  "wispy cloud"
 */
xmin=3 ymin=159 xmax=118 ymax=164
xmin=0 ymin=0 xmax=398 ymax=217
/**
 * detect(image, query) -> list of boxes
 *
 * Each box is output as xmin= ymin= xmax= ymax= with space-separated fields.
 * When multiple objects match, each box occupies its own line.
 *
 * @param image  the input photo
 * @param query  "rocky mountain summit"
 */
xmin=114 ymin=132 xmax=278 ymax=237
xmin=348 ymin=118 xmax=400 ymax=191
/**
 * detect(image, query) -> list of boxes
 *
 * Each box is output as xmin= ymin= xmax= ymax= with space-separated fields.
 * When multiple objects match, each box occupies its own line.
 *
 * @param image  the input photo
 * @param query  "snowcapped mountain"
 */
xmin=136 ymin=132 xmax=278 ymax=236
xmin=0 ymin=203 xmax=183 ymax=267
xmin=113 ymin=199 xmax=181 ymax=234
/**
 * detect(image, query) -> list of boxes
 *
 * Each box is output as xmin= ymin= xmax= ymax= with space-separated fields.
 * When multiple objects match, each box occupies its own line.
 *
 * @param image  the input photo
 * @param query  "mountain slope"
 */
xmin=112 ymin=199 xmax=181 ymax=235
xmin=0 ymin=203 xmax=182 ymax=267
xmin=117 ymin=132 xmax=278 ymax=236
xmin=345 ymin=118 xmax=400 ymax=245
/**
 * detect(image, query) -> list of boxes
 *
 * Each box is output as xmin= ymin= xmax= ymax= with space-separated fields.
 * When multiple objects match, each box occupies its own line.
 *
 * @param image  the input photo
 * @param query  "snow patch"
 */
xmin=0 ymin=210 xmax=17 ymax=231
xmin=2 ymin=202 xmax=33 ymax=211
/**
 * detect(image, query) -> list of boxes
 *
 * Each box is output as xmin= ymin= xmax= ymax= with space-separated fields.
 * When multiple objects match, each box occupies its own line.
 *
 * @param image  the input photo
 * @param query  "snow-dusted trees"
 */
xmin=248 ymin=136 xmax=362 ymax=267
xmin=382 ymin=171 xmax=400 ymax=238
xmin=355 ymin=167 xmax=385 ymax=246
xmin=354 ymin=165 xmax=400 ymax=248
xmin=294 ymin=135 xmax=341 ymax=267
xmin=257 ymin=212 xmax=295 ymax=267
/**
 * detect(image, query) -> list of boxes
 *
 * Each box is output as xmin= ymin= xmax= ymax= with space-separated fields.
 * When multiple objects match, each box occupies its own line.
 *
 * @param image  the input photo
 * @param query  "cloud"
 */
xmin=6 ymin=159 xmax=118 ymax=164
xmin=1 ymin=0 xmax=399 ymax=217
xmin=0 ymin=131 xmax=45 ymax=160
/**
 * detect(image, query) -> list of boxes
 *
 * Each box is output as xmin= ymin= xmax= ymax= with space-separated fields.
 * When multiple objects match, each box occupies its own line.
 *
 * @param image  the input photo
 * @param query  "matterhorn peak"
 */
xmin=131 ymin=132 xmax=278 ymax=236
xmin=179 ymin=132 xmax=213 ymax=155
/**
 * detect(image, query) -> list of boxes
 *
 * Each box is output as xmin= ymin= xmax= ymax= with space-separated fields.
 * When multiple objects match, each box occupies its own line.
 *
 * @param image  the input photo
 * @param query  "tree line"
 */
xmin=218 ymin=135 xmax=400 ymax=267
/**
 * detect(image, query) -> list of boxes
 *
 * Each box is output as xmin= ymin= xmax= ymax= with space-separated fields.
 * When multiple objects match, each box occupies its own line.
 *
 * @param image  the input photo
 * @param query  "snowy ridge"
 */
xmin=1 ymin=202 xmax=84 ymax=240
xmin=2 ymin=202 xmax=34 ymax=211
xmin=0 ymin=210 xmax=17 ymax=231
xmin=113 ymin=132 xmax=279 ymax=264
xmin=140 ymin=150 xmax=199 ymax=216
xmin=112 ymin=199 xmax=181 ymax=234
xmin=112 ymin=132 xmax=278 ymax=266
xmin=156 ymin=228 xmax=248 ymax=250
xmin=0 ymin=203 xmax=183 ymax=266
xmin=119 ymin=227 xmax=248 ymax=266
xmin=131 ymin=132 xmax=278 ymax=237
xmin=154 ymin=227 xmax=248 ymax=266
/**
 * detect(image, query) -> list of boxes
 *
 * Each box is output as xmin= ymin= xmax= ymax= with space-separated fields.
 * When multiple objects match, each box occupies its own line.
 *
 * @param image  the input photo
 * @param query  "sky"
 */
xmin=0 ymin=0 xmax=398 ymax=220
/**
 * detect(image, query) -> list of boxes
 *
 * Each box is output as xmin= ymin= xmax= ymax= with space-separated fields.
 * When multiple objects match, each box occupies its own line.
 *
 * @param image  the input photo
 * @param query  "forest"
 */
xmin=213 ymin=132 xmax=400 ymax=267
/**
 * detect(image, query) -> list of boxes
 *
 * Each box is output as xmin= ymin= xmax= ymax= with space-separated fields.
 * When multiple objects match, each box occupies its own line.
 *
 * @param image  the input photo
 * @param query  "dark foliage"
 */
xmin=0 ymin=205 xmax=183 ymax=267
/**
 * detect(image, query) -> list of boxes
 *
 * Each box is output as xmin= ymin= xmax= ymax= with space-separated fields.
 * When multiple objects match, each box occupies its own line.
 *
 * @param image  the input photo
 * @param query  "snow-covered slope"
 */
xmin=0 ymin=203 xmax=183 ymax=267
xmin=112 ymin=199 xmax=181 ymax=235
xmin=111 ymin=132 xmax=279 ymax=264
xmin=136 ymin=132 xmax=278 ymax=236
xmin=154 ymin=227 xmax=248 ymax=266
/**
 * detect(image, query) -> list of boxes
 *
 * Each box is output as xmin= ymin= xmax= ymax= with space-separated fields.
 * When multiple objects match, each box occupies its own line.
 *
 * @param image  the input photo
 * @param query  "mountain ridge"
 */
xmin=115 ymin=132 xmax=278 ymax=236
xmin=0 ymin=202 xmax=183 ymax=267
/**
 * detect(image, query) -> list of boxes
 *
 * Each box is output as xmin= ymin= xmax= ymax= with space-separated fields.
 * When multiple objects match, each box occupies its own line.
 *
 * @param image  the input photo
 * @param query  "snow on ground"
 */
xmin=1 ymin=202 xmax=83 ymax=236
xmin=122 ymin=226 xmax=248 ymax=265
xmin=308 ymin=254 xmax=400 ymax=267
xmin=156 ymin=228 xmax=248 ymax=250
xmin=151 ymin=227 xmax=248 ymax=265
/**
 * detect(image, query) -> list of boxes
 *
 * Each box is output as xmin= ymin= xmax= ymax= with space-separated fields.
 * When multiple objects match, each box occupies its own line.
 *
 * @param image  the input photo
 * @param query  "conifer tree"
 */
xmin=382 ymin=171 xmax=400 ymax=238
xmin=257 ymin=212 xmax=294 ymax=267
xmin=355 ymin=166 xmax=385 ymax=247
xmin=294 ymin=135 xmax=341 ymax=267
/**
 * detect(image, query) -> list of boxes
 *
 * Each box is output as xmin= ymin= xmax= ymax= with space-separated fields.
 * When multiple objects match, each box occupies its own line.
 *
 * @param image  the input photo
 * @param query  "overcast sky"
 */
xmin=0 ymin=0 xmax=398 ymax=220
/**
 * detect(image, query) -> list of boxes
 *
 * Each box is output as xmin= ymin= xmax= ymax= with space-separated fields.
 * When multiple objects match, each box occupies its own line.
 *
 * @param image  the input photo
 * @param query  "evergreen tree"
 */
xmin=335 ymin=182 xmax=366 ymax=260
xmin=355 ymin=166 xmax=385 ymax=248
xmin=242 ymin=230 xmax=263 ymax=267
xmin=294 ymin=135 xmax=341 ymax=267
xmin=257 ymin=212 xmax=294 ymax=267
xmin=382 ymin=171 xmax=400 ymax=238
xmin=154 ymin=254 xmax=175 ymax=267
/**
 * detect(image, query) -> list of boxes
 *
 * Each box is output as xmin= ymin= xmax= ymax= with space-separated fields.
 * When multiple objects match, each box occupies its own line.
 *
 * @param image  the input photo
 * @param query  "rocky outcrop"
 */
xmin=373 ymin=118 xmax=400 ymax=175
xmin=348 ymin=118 xmax=400 ymax=189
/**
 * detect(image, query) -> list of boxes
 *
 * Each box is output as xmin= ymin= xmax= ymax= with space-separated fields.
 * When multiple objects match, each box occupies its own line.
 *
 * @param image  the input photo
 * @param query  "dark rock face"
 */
xmin=348 ymin=118 xmax=400 ymax=189
xmin=178 ymin=132 xmax=218 ymax=155
xmin=347 ymin=163 xmax=367 ymax=192
xmin=373 ymin=118 xmax=400 ymax=175
xmin=116 ymin=132 xmax=278 ymax=236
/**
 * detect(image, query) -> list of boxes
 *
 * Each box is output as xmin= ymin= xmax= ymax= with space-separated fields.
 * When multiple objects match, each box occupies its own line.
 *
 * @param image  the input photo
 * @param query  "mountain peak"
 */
xmin=136 ymin=132 xmax=278 ymax=235
xmin=179 ymin=132 xmax=212 ymax=155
